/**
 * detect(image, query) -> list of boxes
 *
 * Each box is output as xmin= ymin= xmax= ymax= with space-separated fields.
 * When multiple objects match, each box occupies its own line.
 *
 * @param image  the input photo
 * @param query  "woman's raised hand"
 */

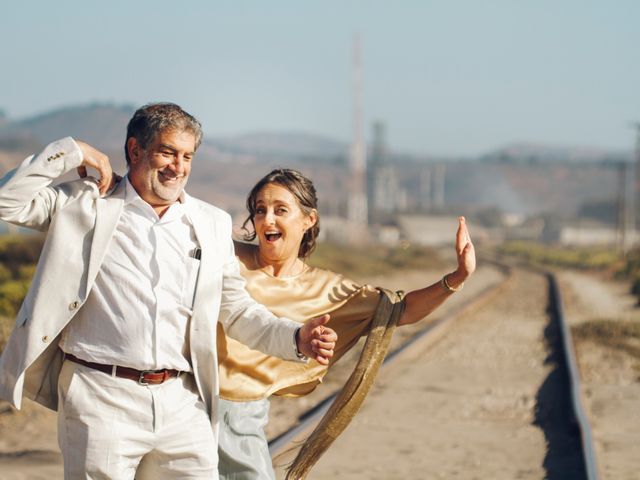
xmin=452 ymin=216 xmax=476 ymax=284
xmin=446 ymin=217 xmax=476 ymax=289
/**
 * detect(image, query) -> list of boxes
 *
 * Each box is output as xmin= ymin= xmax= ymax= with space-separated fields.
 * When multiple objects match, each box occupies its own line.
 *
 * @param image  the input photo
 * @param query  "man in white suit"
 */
xmin=0 ymin=103 xmax=336 ymax=478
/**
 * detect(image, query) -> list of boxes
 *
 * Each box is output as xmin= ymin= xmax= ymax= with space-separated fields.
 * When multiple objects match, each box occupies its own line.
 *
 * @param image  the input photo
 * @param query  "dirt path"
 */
xmin=0 ymin=399 xmax=61 ymax=479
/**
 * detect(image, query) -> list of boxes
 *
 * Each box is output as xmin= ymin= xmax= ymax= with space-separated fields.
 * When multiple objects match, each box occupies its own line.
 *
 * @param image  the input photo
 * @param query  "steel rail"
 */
xmin=547 ymin=272 xmax=600 ymax=480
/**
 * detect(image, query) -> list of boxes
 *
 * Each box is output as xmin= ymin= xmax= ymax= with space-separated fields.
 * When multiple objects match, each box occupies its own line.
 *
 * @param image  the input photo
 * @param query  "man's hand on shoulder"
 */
xmin=296 ymin=314 xmax=337 ymax=365
xmin=75 ymin=140 xmax=117 ymax=195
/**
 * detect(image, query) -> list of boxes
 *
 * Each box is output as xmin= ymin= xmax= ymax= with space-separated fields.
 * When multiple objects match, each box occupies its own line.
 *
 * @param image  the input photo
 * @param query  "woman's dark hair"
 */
xmin=242 ymin=169 xmax=320 ymax=258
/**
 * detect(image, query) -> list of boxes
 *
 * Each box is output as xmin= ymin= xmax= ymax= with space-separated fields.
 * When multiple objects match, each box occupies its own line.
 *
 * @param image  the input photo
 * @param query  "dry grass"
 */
xmin=572 ymin=319 xmax=640 ymax=360
xmin=499 ymin=241 xmax=620 ymax=270
xmin=308 ymin=241 xmax=446 ymax=278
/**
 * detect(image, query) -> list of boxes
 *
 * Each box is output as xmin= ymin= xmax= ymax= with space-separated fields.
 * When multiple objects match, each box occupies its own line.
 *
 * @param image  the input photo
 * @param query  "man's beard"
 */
xmin=150 ymin=173 xmax=188 ymax=202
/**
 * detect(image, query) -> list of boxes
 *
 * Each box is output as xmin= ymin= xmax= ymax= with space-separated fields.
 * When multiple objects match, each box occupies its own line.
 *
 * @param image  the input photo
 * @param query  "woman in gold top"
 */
xmin=217 ymin=169 xmax=476 ymax=479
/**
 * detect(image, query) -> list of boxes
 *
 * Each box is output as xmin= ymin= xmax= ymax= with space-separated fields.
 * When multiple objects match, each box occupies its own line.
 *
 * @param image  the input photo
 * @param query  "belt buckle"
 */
xmin=138 ymin=370 xmax=155 ymax=385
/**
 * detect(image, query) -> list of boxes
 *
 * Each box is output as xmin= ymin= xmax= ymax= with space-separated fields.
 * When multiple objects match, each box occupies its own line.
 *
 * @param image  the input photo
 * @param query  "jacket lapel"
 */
xmin=189 ymin=203 xmax=217 ymax=314
xmin=85 ymin=180 xmax=126 ymax=294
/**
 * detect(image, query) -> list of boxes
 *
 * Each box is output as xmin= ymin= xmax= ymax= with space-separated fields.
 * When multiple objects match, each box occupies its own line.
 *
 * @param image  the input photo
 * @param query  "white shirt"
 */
xmin=60 ymin=178 xmax=199 ymax=372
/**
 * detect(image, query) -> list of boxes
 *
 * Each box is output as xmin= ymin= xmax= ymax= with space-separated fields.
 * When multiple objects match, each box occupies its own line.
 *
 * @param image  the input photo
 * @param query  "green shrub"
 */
xmin=614 ymin=248 xmax=640 ymax=302
xmin=631 ymin=275 xmax=640 ymax=296
xmin=0 ymin=315 xmax=12 ymax=353
xmin=0 ymin=234 xmax=42 ymax=351
xmin=0 ymin=234 xmax=44 ymax=276
xmin=0 ymin=264 xmax=11 ymax=283
xmin=18 ymin=264 xmax=36 ymax=280
xmin=0 ymin=280 xmax=30 ymax=318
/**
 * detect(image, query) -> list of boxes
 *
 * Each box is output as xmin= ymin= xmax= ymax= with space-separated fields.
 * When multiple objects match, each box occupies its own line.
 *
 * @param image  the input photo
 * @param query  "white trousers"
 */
xmin=57 ymin=360 xmax=218 ymax=479
xmin=217 ymin=398 xmax=275 ymax=480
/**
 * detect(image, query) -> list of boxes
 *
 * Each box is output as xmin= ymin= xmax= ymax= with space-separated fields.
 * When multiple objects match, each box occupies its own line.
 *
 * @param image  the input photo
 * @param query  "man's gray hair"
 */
xmin=124 ymin=103 xmax=203 ymax=164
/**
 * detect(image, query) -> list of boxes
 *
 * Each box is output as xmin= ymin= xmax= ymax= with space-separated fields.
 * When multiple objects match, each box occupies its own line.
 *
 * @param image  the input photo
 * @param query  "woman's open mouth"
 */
xmin=264 ymin=231 xmax=282 ymax=243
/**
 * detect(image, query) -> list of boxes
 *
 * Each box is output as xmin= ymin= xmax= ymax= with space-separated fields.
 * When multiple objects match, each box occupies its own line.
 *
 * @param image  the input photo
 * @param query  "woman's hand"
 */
xmin=398 ymin=216 xmax=476 ymax=326
xmin=296 ymin=314 xmax=337 ymax=365
xmin=447 ymin=216 xmax=476 ymax=288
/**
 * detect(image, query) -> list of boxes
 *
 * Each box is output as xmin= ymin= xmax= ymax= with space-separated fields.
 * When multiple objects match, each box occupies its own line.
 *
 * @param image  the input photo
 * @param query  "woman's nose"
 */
xmin=264 ymin=211 xmax=276 ymax=224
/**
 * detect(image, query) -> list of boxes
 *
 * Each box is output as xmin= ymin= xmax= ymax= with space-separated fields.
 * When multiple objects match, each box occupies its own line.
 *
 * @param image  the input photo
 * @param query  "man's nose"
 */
xmin=171 ymin=156 xmax=186 ymax=174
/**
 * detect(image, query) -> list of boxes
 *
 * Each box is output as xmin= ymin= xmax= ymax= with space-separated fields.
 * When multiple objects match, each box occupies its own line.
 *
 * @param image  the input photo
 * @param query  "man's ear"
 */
xmin=127 ymin=137 xmax=141 ymax=164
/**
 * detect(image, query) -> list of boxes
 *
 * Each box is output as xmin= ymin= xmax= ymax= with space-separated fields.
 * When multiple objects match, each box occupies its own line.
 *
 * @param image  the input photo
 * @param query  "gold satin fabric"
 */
xmin=286 ymin=288 xmax=404 ymax=479
xmin=217 ymin=242 xmax=381 ymax=402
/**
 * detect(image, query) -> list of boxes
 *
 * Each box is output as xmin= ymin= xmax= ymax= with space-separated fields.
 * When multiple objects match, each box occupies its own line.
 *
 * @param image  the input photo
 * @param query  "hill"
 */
xmin=0 ymin=103 xmax=135 ymax=154
xmin=0 ymin=103 xmax=627 ymax=222
xmin=215 ymin=131 xmax=347 ymax=159
xmin=481 ymin=142 xmax=631 ymax=164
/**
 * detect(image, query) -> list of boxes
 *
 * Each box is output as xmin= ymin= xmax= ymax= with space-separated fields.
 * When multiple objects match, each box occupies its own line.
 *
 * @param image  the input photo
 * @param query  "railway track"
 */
xmin=0 ymin=262 xmax=607 ymax=479
xmin=269 ymin=263 xmax=600 ymax=479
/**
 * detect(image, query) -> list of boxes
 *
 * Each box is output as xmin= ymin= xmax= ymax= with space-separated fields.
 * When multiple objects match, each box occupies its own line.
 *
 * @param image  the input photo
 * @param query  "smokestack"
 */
xmin=432 ymin=163 xmax=446 ymax=209
xmin=347 ymin=34 xmax=368 ymax=227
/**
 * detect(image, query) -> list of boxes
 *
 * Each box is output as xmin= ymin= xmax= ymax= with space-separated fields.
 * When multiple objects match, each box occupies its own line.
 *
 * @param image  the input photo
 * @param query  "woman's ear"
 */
xmin=305 ymin=209 xmax=318 ymax=230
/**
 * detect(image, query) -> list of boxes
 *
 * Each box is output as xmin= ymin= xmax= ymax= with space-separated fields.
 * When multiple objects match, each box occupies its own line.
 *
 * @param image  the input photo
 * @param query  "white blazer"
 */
xmin=0 ymin=137 xmax=301 ymax=429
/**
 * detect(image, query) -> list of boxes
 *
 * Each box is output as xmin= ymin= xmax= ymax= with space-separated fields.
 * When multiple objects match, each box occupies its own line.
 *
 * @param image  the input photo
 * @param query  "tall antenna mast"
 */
xmin=618 ymin=161 xmax=630 ymax=254
xmin=347 ymin=34 xmax=368 ymax=226
xmin=633 ymin=122 xmax=640 ymax=243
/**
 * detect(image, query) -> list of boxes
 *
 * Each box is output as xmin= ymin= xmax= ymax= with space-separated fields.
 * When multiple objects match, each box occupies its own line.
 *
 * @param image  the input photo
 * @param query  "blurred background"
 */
xmin=1 ymin=0 xmax=640 ymax=307
xmin=1 ymin=3 xmax=640 ymax=477
xmin=1 ymin=0 xmax=638 ymax=247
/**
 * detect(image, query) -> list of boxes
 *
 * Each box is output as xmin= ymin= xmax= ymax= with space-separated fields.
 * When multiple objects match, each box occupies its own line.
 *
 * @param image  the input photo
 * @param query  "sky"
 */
xmin=1 ymin=1 xmax=639 ymax=156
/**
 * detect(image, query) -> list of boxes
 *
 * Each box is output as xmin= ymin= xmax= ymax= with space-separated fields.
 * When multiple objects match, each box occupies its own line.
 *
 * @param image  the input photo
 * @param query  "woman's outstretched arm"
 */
xmin=398 ymin=216 xmax=476 ymax=326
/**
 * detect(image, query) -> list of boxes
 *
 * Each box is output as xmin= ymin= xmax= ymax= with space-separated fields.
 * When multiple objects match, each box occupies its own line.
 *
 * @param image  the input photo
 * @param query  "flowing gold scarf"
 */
xmin=285 ymin=288 xmax=405 ymax=479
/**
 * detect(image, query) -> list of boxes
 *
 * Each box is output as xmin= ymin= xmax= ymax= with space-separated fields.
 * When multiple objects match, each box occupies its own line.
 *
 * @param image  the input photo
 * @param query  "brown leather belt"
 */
xmin=64 ymin=353 xmax=181 ymax=385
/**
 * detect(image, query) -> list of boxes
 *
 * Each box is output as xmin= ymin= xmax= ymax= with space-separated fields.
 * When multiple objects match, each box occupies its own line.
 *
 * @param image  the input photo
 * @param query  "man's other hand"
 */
xmin=296 ymin=314 xmax=336 ymax=365
xmin=75 ymin=140 xmax=117 ymax=195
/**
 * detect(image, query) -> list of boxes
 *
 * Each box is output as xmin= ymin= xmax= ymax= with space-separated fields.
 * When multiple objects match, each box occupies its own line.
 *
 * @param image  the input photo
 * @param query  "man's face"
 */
xmin=127 ymin=129 xmax=196 ymax=212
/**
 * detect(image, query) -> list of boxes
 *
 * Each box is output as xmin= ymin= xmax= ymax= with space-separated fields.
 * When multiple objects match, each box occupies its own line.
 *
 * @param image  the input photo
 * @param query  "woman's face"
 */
xmin=254 ymin=183 xmax=316 ymax=264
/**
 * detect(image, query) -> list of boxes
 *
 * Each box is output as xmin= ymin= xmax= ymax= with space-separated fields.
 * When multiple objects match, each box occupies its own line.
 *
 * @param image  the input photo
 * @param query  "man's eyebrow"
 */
xmin=158 ymin=144 xmax=195 ymax=155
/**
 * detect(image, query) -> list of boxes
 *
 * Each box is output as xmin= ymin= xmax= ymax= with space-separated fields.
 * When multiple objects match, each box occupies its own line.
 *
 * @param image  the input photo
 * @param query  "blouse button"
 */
xmin=69 ymin=301 xmax=80 ymax=311
xmin=42 ymin=335 xmax=49 ymax=343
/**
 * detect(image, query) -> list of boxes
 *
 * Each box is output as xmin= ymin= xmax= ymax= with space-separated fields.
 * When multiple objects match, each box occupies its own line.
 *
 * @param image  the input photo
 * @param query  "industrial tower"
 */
xmin=347 ymin=35 xmax=368 ymax=227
